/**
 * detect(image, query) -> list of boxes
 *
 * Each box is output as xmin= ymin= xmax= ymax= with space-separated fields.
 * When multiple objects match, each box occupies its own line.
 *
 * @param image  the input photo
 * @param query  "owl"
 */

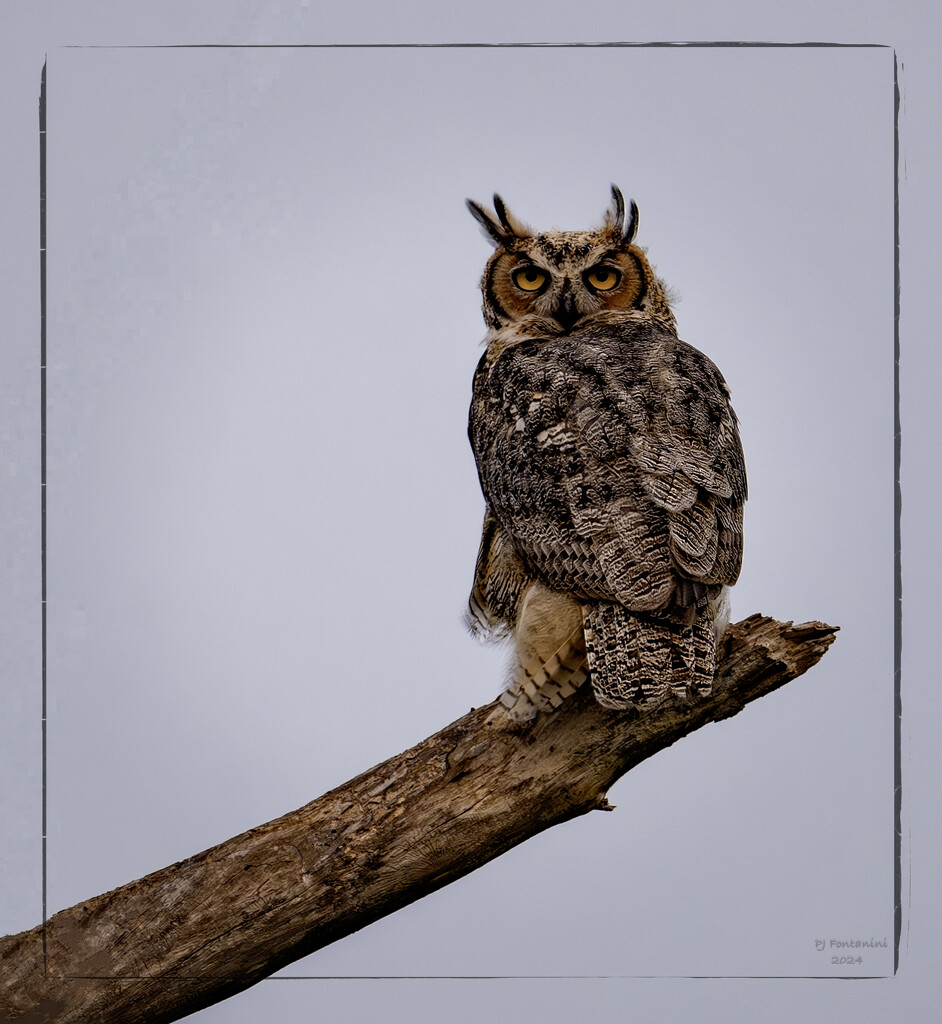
xmin=466 ymin=186 xmax=746 ymax=721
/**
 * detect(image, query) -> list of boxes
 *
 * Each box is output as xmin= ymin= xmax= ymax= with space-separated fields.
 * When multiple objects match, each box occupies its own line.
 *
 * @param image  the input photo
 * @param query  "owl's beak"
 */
xmin=554 ymin=281 xmax=580 ymax=331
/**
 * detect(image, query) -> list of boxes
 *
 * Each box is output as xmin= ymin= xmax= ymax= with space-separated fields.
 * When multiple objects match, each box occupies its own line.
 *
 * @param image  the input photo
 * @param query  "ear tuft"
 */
xmin=606 ymin=184 xmax=639 ymax=246
xmin=466 ymin=195 xmax=530 ymax=247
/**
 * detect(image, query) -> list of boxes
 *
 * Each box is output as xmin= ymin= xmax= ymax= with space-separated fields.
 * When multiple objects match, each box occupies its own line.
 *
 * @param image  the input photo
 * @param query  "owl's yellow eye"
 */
xmin=512 ymin=266 xmax=549 ymax=293
xmin=585 ymin=266 xmax=621 ymax=291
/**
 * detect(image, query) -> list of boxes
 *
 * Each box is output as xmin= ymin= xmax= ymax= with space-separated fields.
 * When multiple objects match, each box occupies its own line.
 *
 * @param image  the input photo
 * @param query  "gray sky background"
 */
xmin=1 ymin=3 xmax=939 ymax=1023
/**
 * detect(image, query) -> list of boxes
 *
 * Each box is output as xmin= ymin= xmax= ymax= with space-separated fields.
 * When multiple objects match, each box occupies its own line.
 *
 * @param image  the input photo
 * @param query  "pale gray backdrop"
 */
xmin=2 ymin=3 xmax=939 ymax=1023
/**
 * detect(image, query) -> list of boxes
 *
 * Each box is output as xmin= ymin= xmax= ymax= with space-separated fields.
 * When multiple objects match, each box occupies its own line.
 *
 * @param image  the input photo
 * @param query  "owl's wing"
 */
xmin=629 ymin=338 xmax=746 ymax=587
xmin=466 ymin=506 xmax=530 ymax=640
xmin=562 ymin=325 xmax=746 ymax=611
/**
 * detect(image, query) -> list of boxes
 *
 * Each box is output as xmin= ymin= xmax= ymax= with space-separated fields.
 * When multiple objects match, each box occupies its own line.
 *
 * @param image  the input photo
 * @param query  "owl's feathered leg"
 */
xmin=488 ymin=582 xmax=589 ymax=724
xmin=583 ymin=602 xmax=715 ymax=710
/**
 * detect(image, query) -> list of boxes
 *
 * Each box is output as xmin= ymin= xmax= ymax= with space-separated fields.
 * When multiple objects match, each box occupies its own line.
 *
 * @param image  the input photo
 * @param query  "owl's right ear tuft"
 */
xmin=606 ymin=184 xmax=639 ymax=246
xmin=467 ymin=195 xmax=530 ymax=247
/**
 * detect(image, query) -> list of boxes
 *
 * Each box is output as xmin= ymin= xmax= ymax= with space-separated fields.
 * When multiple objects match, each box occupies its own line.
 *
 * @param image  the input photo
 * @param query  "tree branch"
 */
xmin=0 ymin=614 xmax=837 ymax=1023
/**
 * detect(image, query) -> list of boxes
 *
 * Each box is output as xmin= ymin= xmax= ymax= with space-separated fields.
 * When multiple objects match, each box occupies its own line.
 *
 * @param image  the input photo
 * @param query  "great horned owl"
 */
xmin=466 ymin=186 xmax=746 ymax=721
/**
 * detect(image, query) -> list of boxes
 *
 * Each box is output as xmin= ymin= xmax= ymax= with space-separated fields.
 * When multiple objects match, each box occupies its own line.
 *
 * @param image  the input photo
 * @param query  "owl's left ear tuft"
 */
xmin=467 ymin=195 xmax=531 ymax=247
xmin=606 ymin=184 xmax=639 ymax=246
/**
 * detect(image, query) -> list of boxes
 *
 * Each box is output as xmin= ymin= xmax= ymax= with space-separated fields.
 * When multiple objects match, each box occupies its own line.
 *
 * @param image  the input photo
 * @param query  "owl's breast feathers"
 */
xmin=469 ymin=316 xmax=746 ymax=620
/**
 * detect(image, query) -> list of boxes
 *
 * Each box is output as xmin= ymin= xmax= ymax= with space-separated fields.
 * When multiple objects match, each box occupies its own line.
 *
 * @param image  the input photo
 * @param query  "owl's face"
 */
xmin=468 ymin=186 xmax=676 ymax=336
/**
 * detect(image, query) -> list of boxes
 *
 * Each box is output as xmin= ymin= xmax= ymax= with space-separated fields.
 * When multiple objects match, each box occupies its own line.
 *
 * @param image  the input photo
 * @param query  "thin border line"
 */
xmin=38 ymin=56 xmax=48 ymax=978
xmin=63 ymin=973 xmax=890 ymax=981
xmin=61 ymin=41 xmax=890 ymax=48
xmin=892 ymin=51 xmax=902 ymax=977
xmin=40 ymin=39 xmax=900 ymax=985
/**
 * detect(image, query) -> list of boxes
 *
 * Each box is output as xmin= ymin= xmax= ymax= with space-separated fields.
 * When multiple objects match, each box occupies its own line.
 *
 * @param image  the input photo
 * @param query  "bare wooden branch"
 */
xmin=0 ymin=614 xmax=836 ymax=1024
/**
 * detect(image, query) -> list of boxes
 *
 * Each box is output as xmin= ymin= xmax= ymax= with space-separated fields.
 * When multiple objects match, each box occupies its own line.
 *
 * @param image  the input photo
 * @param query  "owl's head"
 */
xmin=467 ymin=185 xmax=676 ymax=336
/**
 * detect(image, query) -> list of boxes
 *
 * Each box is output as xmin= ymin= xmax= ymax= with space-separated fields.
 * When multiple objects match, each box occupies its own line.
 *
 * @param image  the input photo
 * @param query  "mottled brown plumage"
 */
xmin=467 ymin=187 xmax=746 ymax=720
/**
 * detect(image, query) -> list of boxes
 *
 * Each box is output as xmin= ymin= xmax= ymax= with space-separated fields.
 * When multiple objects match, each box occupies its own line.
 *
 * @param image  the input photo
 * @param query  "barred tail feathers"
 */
xmin=583 ymin=602 xmax=715 ymax=710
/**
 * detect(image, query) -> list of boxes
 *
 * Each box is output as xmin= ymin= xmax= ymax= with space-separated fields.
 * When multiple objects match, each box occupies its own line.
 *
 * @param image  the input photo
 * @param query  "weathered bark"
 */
xmin=0 ymin=614 xmax=836 ymax=1023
